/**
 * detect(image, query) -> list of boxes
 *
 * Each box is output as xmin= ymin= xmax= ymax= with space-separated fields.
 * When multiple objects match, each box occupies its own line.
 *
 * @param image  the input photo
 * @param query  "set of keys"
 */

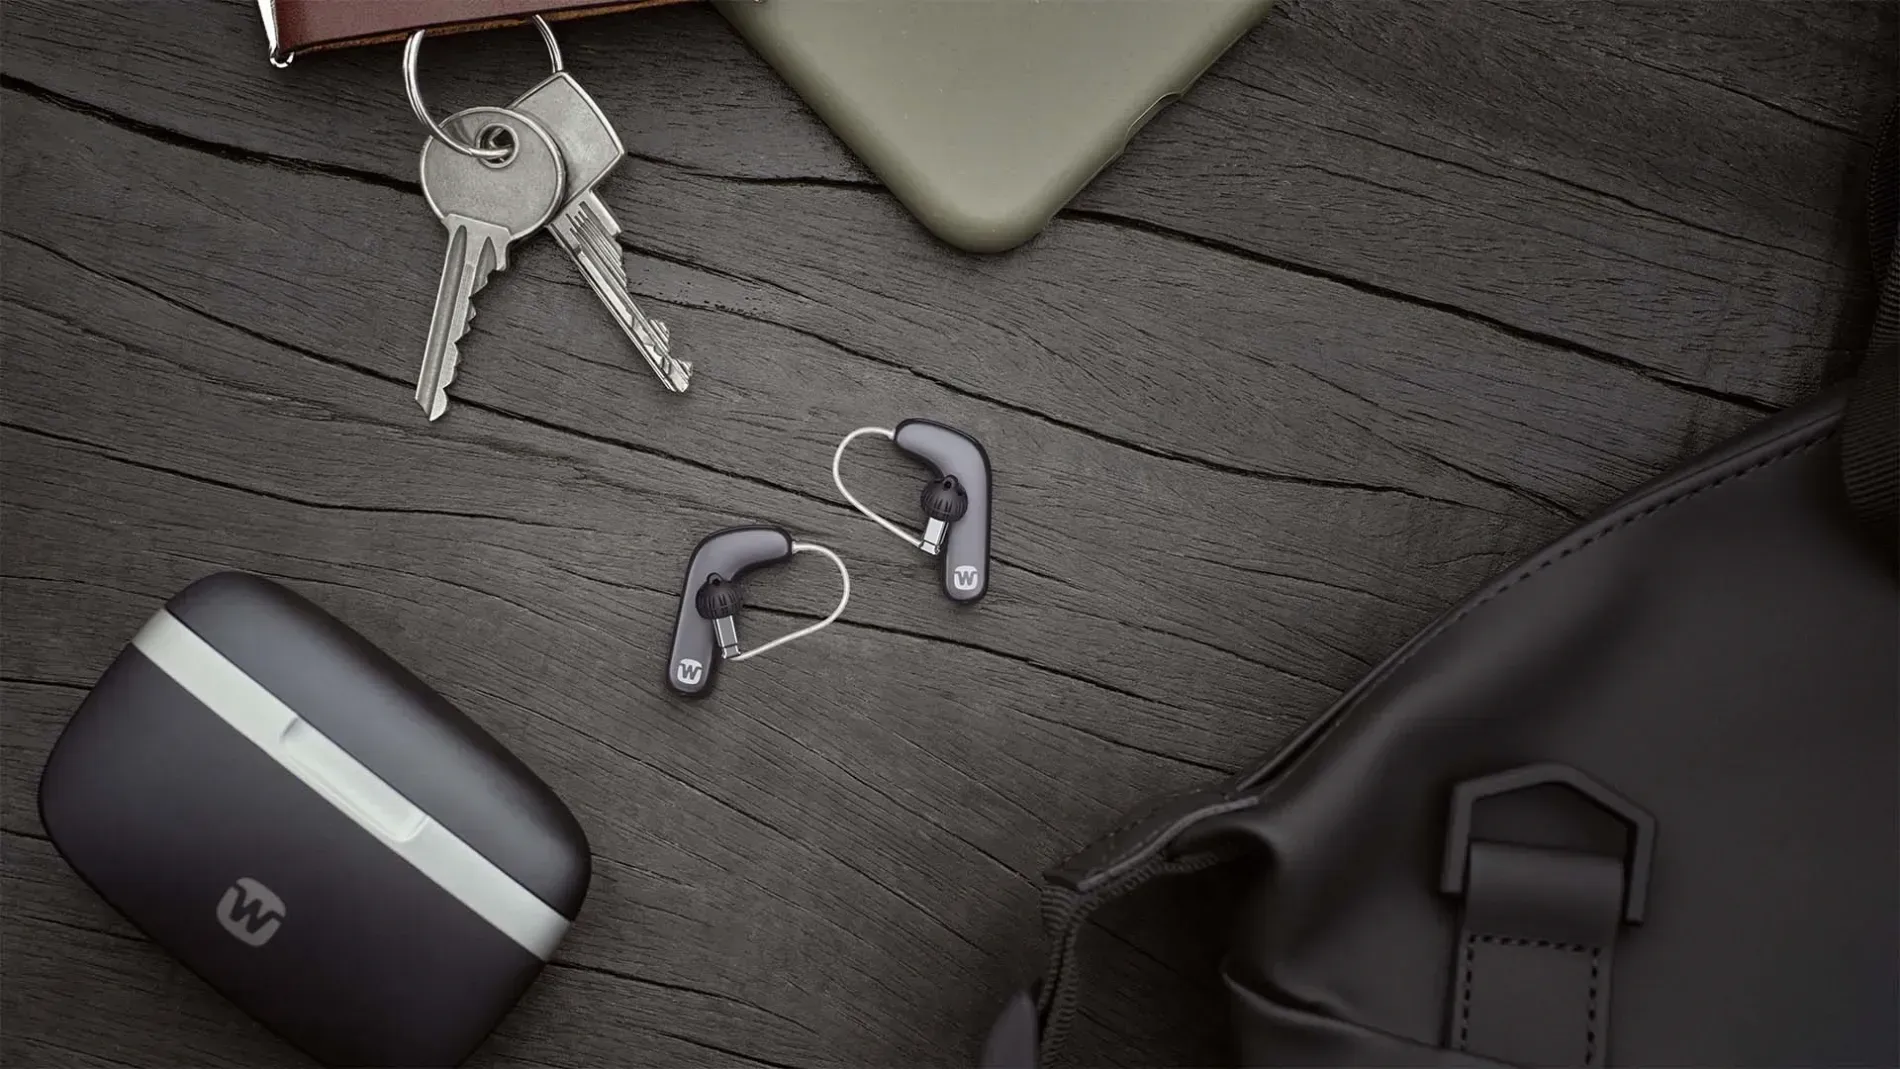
xmin=407 ymin=26 xmax=690 ymax=421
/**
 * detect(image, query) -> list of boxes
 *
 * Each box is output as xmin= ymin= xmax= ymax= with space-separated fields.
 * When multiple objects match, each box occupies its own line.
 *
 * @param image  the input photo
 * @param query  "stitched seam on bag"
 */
xmin=1091 ymin=796 xmax=1176 ymax=852
xmin=1073 ymin=428 xmax=1836 ymax=888
xmin=1241 ymin=428 xmax=1838 ymax=792
xmin=1457 ymin=933 xmax=1476 ymax=1050
xmin=1465 ymin=934 xmax=1604 ymax=1064
xmin=1586 ymin=947 xmax=1601 ymax=1064
xmin=1448 ymin=435 xmax=1834 ymax=626
xmin=1471 ymin=934 xmax=1589 ymax=952
xmin=1062 ymin=794 xmax=1255 ymax=892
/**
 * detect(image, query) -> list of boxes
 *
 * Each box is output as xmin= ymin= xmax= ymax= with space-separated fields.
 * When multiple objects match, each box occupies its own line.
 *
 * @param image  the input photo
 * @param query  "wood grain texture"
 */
xmin=2 ymin=0 xmax=1888 ymax=405
xmin=0 ymin=0 xmax=1890 ymax=1064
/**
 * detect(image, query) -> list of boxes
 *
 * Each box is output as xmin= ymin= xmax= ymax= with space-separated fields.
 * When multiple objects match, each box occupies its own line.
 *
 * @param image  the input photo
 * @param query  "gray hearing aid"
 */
xmin=666 ymin=526 xmax=850 ymax=698
xmin=832 ymin=419 xmax=993 ymax=603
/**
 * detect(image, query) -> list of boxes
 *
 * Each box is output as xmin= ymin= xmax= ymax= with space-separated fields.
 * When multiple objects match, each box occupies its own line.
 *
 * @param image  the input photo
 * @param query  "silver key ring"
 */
xmin=404 ymin=15 xmax=565 ymax=161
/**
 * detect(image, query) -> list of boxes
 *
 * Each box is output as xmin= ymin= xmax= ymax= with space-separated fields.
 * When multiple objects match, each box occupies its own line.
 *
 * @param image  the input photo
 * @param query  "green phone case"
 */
xmin=718 ymin=0 xmax=1274 ymax=253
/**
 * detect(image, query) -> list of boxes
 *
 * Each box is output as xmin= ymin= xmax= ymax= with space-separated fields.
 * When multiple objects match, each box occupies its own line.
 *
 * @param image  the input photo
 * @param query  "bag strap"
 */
xmin=1437 ymin=765 xmax=1656 ymax=1067
xmin=1841 ymin=105 xmax=1898 ymax=554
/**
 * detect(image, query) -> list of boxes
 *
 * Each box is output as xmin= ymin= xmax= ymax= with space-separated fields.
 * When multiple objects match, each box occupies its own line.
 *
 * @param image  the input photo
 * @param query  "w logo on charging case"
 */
xmin=217 ymin=877 xmax=286 ymax=947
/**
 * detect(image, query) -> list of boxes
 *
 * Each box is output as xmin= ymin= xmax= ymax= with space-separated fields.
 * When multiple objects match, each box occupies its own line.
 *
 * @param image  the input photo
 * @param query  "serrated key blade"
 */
xmin=416 ymin=221 xmax=469 ymax=420
xmin=551 ymin=191 xmax=693 ymax=393
xmin=412 ymin=106 xmax=566 ymax=422
xmin=416 ymin=217 xmax=507 ymax=420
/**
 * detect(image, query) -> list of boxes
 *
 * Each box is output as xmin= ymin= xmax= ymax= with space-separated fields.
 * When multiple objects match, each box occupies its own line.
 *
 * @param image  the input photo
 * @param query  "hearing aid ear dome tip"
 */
xmin=694 ymin=575 xmax=743 ymax=620
xmin=921 ymin=475 xmax=969 ymax=521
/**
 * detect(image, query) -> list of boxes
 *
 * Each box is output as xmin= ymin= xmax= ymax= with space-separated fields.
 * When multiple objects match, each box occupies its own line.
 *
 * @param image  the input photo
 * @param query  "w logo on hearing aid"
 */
xmin=952 ymin=566 xmax=981 ymax=592
xmin=674 ymin=658 xmax=706 ymax=686
xmin=217 ymin=877 xmax=286 ymax=947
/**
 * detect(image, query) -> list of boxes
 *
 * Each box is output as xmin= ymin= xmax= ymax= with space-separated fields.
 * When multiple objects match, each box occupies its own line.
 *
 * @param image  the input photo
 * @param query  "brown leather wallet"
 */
xmin=259 ymin=0 xmax=697 ymax=64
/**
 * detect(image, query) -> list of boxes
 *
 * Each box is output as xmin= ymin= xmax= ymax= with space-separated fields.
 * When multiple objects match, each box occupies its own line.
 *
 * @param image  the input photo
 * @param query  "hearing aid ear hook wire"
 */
xmin=726 ymin=542 xmax=850 ymax=663
xmin=832 ymin=427 xmax=927 ymax=552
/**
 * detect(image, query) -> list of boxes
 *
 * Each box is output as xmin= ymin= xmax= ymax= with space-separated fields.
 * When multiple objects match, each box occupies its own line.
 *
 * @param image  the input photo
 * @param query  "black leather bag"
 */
xmin=985 ymin=116 xmax=1898 ymax=1068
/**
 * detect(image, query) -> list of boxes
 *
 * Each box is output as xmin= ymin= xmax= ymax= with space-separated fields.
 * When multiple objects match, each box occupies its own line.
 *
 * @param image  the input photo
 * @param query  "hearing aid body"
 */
xmin=667 ymin=526 xmax=850 ymax=698
xmin=834 ymin=419 xmax=993 ymax=603
xmin=669 ymin=526 xmax=790 ymax=697
xmin=896 ymin=420 xmax=992 ymax=602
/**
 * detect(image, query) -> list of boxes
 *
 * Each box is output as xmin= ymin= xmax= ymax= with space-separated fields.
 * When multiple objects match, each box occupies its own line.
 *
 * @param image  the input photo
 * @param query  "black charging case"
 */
xmin=38 ymin=572 xmax=591 ymax=1067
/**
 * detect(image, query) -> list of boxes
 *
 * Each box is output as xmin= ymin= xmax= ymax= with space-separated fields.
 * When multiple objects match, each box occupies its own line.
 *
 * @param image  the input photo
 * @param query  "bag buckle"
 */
xmin=1440 ymin=763 xmax=1656 ymax=924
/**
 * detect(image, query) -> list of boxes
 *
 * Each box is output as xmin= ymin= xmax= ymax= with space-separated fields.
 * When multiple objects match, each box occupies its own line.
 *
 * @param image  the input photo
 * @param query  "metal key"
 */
xmin=510 ymin=71 xmax=693 ymax=393
xmin=415 ymin=106 xmax=567 ymax=420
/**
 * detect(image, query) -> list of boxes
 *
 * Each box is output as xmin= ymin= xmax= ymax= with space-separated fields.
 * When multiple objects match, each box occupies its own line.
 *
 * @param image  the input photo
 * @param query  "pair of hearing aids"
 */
xmin=666 ymin=419 xmax=993 ymax=697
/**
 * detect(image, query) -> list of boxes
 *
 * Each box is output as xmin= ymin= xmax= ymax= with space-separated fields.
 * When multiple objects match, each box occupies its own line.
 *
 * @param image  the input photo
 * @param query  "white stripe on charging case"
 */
xmin=132 ymin=610 xmax=569 ymax=960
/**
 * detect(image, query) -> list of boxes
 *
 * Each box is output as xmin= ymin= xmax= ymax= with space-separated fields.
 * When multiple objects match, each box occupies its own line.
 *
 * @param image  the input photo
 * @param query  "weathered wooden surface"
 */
xmin=0 ymin=0 xmax=1891 ymax=1065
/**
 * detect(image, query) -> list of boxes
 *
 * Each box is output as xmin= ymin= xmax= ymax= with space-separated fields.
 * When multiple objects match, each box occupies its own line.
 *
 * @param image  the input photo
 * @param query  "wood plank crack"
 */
xmin=1059 ymin=206 xmax=1777 ymax=418
xmin=3 ymin=227 xmax=1445 ymax=709
xmin=5 ymin=422 xmax=1285 ymax=734
xmin=545 ymin=960 xmax=819 ymax=1038
xmin=0 ymin=675 xmax=90 ymax=692
xmin=0 ymin=74 xmax=414 ymax=197
xmin=1202 ymin=67 xmax=1847 ymax=270
xmin=447 ymin=679 xmax=998 ymax=967
xmin=0 ymin=416 xmax=585 ymax=535
xmin=632 ymin=256 xmax=1516 ymax=515
xmin=0 ymin=76 xmax=1782 ymax=427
